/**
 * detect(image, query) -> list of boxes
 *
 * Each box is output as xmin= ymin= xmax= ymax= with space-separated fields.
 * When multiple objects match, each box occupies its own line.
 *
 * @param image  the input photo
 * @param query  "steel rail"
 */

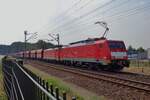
xmin=64 ymin=66 xmax=150 ymax=86
xmin=29 ymin=61 xmax=150 ymax=92
xmin=32 ymin=61 xmax=150 ymax=85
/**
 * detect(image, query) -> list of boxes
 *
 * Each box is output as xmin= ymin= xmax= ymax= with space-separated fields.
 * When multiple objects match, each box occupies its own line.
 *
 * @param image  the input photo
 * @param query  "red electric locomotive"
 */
xmin=16 ymin=38 xmax=129 ymax=71
xmin=39 ymin=38 xmax=129 ymax=71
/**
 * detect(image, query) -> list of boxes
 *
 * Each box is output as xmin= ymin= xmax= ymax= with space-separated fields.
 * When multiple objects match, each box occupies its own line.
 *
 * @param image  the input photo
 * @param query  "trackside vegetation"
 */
xmin=124 ymin=60 xmax=150 ymax=75
xmin=0 ymin=56 xmax=7 ymax=100
xmin=130 ymin=60 xmax=150 ymax=67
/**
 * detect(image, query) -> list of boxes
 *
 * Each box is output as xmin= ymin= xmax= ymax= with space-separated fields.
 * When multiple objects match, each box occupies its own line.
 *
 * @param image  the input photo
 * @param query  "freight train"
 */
xmin=14 ymin=38 xmax=129 ymax=71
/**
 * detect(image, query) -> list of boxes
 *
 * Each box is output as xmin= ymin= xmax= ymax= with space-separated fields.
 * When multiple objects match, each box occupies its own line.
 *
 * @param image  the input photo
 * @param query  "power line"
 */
xmin=58 ymin=6 xmax=150 ymax=39
xmin=60 ymin=4 xmax=150 ymax=44
xmin=41 ymin=0 xmax=130 ymax=35
xmin=54 ymin=0 xmax=144 ymax=33
xmin=73 ymin=0 xmax=95 ymax=12
xmin=49 ymin=0 xmax=117 ymax=32
xmin=36 ymin=0 xmax=82 ymax=33
xmin=109 ymin=5 xmax=150 ymax=23
xmin=59 ymin=1 xmax=150 ymax=34
xmin=38 ymin=0 xmax=97 ymax=34
xmin=38 ymin=0 xmax=122 ymax=38
xmin=38 ymin=0 xmax=150 ymax=43
xmin=53 ymin=0 xmax=82 ymax=22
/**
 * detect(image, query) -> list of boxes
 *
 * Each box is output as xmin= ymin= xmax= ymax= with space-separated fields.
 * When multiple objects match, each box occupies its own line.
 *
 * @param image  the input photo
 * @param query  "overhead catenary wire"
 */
xmin=37 ymin=0 xmax=150 ymax=44
xmin=38 ymin=0 xmax=102 ymax=35
xmin=37 ymin=0 xmax=99 ymax=39
xmin=36 ymin=0 xmax=83 ymax=33
xmin=47 ymin=0 xmax=117 ymax=33
xmin=39 ymin=0 xmax=130 ymax=35
xmin=61 ymin=6 xmax=148 ymax=40
xmin=58 ymin=1 xmax=150 ymax=35
xmin=88 ymin=7 xmax=150 ymax=32
xmin=66 ymin=7 xmax=150 ymax=36
xmin=51 ymin=0 xmax=83 ymax=23
xmin=51 ymin=0 xmax=131 ymax=34
xmin=58 ymin=0 xmax=150 ymax=33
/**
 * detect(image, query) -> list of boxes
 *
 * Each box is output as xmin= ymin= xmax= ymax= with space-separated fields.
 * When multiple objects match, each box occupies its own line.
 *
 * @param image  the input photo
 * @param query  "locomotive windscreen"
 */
xmin=108 ymin=41 xmax=125 ymax=49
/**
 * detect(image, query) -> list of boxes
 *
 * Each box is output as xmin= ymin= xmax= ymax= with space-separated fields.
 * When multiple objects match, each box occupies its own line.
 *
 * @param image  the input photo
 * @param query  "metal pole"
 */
xmin=48 ymin=33 xmax=60 ymax=61
xmin=57 ymin=34 xmax=60 ymax=61
xmin=57 ymin=34 xmax=60 ymax=47
xmin=42 ymin=42 xmax=44 ymax=60
xmin=24 ymin=31 xmax=37 ymax=59
xmin=24 ymin=31 xmax=27 ymax=59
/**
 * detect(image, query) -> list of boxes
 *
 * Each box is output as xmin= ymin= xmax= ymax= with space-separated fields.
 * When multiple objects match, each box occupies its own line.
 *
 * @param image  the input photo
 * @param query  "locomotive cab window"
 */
xmin=108 ymin=41 xmax=125 ymax=49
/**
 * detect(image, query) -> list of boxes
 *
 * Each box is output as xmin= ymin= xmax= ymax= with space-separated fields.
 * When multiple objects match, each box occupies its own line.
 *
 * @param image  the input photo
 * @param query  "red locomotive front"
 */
xmin=60 ymin=38 xmax=129 ymax=71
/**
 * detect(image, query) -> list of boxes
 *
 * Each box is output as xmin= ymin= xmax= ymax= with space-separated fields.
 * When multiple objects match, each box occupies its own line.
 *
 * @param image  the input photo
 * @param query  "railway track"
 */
xmin=27 ymin=60 xmax=150 ymax=93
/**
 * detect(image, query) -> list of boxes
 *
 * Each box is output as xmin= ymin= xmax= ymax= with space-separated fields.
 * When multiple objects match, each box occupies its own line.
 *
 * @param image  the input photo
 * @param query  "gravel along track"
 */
xmin=25 ymin=60 xmax=150 ymax=100
xmin=101 ymin=71 xmax=150 ymax=83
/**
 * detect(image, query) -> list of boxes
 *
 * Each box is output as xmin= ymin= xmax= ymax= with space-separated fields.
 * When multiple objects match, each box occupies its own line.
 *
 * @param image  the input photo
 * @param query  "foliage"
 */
xmin=128 ymin=45 xmax=136 ymax=52
xmin=36 ymin=40 xmax=55 ymax=49
xmin=130 ymin=60 xmax=150 ymax=67
xmin=0 ymin=56 xmax=7 ymax=100
xmin=137 ymin=47 xmax=145 ymax=53
xmin=0 ymin=40 xmax=56 ymax=54
xmin=127 ymin=45 xmax=145 ymax=54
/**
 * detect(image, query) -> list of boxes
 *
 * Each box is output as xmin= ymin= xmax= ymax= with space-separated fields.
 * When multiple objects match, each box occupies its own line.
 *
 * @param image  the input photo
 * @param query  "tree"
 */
xmin=0 ymin=40 xmax=56 ymax=54
xmin=127 ymin=45 xmax=137 ymax=54
xmin=128 ymin=45 xmax=134 ymax=51
xmin=36 ymin=40 xmax=55 ymax=49
xmin=36 ymin=40 xmax=45 ymax=49
xmin=137 ymin=47 xmax=145 ymax=53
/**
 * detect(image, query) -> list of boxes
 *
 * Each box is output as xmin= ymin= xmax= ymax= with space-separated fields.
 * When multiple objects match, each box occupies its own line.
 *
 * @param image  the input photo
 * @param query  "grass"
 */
xmin=25 ymin=64 xmax=105 ymax=100
xmin=123 ymin=60 xmax=150 ymax=75
xmin=0 ymin=56 xmax=7 ymax=100
xmin=130 ymin=60 xmax=150 ymax=67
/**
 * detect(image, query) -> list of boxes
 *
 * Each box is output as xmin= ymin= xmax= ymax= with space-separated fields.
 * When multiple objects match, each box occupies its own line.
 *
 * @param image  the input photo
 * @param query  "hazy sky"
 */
xmin=0 ymin=0 xmax=150 ymax=49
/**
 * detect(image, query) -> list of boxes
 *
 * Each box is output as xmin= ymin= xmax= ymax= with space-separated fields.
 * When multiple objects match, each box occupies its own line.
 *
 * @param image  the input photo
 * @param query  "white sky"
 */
xmin=0 ymin=0 xmax=150 ymax=49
